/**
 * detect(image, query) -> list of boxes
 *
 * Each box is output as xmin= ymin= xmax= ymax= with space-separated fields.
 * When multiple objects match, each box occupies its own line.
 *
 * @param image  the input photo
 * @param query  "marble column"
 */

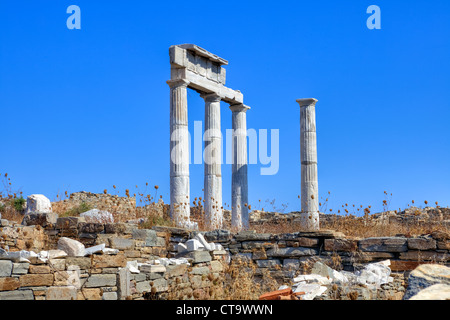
xmin=230 ymin=104 xmax=250 ymax=231
xmin=201 ymin=93 xmax=223 ymax=230
xmin=167 ymin=79 xmax=195 ymax=229
xmin=296 ymin=98 xmax=319 ymax=231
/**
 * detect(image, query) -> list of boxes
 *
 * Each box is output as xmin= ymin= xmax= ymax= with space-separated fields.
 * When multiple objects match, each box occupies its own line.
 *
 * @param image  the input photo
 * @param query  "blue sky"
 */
xmin=0 ymin=0 xmax=449 ymax=215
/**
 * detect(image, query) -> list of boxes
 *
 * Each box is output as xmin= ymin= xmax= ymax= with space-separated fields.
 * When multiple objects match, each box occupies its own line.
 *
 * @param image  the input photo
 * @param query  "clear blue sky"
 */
xmin=1 ymin=1 xmax=449 ymax=215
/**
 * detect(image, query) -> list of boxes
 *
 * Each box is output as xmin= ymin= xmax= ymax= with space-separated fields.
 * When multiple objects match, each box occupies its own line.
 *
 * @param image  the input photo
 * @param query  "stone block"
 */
xmin=252 ymin=249 xmax=267 ymax=260
xmin=437 ymin=240 xmax=450 ymax=250
xmin=408 ymin=237 xmax=437 ymax=250
xmin=324 ymin=239 xmax=358 ymax=252
xmin=136 ymin=280 xmax=151 ymax=293
xmin=151 ymin=278 xmax=168 ymax=292
xmin=84 ymin=274 xmax=117 ymax=288
xmin=283 ymin=259 xmax=300 ymax=270
xmin=189 ymin=266 xmax=210 ymax=275
xmin=102 ymin=292 xmax=118 ymax=300
xmin=187 ymin=251 xmax=211 ymax=264
xmin=92 ymin=253 xmax=126 ymax=268
xmin=81 ymin=288 xmax=102 ymax=300
xmin=359 ymin=237 xmax=407 ymax=252
xmin=80 ymin=209 xmax=114 ymax=224
xmin=64 ymin=257 xmax=92 ymax=270
xmin=403 ymin=264 xmax=450 ymax=299
xmin=0 ymin=277 xmax=20 ymax=291
xmin=109 ymin=237 xmax=134 ymax=250
xmin=399 ymin=251 xmax=448 ymax=261
xmin=210 ymin=260 xmax=223 ymax=273
xmin=22 ymin=212 xmax=58 ymax=228
xmin=29 ymin=265 xmax=51 ymax=274
xmin=235 ymin=231 xmax=272 ymax=241
xmin=46 ymin=286 xmax=78 ymax=300
xmin=78 ymin=222 xmax=104 ymax=234
xmin=266 ymin=247 xmax=318 ymax=258
xmin=117 ymin=268 xmax=131 ymax=300
xmin=167 ymin=264 xmax=188 ymax=277
xmin=56 ymin=216 xmax=85 ymax=230
xmin=0 ymin=260 xmax=13 ymax=277
xmin=19 ymin=274 xmax=54 ymax=287
xmin=57 ymin=237 xmax=86 ymax=257
xmin=256 ymin=259 xmax=281 ymax=268
xmin=0 ymin=289 xmax=34 ymax=300
xmin=132 ymin=229 xmax=158 ymax=246
xmin=12 ymin=262 xmax=30 ymax=275
xmin=26 ymin=194 xmax=52 ymax=214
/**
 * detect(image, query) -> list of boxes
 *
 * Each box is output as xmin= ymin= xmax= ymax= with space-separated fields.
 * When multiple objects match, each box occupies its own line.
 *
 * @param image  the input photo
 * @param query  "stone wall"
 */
xmin=1 ymin=215 xmax=449 ymax=300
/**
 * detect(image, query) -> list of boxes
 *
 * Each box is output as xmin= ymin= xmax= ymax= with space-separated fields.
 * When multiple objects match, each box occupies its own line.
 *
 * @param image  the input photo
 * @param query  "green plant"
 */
xmin=12 ymin=196 xmax=26 ymax=212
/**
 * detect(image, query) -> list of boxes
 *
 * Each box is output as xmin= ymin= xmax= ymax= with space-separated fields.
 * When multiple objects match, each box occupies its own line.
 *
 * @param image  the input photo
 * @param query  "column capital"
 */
xmin=296 ymin=98 xmax=318 ymax=107
xmin=167 ymin=78 xmax=190 ymax=89
xmin=229 ymin=103 xmax=250 ymax=113
xmin=200 ymin=92 xmax=222 ymax=102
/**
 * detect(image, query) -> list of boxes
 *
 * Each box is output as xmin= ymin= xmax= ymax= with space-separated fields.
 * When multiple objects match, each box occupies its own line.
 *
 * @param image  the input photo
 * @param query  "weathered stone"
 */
xmin=56 ymin=216 xmax=86 ymax=230
xmin=189 ymin=266 xmax=210 ymax=275
xmin=256 ymin=259 xmax=281 ymax=268
xmin=84 ymin=274 xmax=117 ymax=288
xmin=407 ymin=237 xmax=436 ymax=250
xmin=203 ymin=229 xmax=231 ymax=242
xmin=78 ymin=222 xmax=104 ymax=234
xmin=109 ymin=237 xmax=134 ymax=250
xmin=92 ymin=253 xmax=126 ymax=268
xmin=359 ymin=237 xmax=407 ymax=252
xmin=185 ymin=251 xmax=211 ymax=264
xmin=12 ymin=262 xmax=30 ymax=275
xmin=57 ymin=237 xmax=86 ymax=257
xmin=102 ymin=292 xmax=117 ymax=300
xmin=0 ymin=277 xmax=20 ymax=291
xmin=81 ymin=288 xmax=102 ymax=300
xmin=437 ymin=240 xmax=450 ymax=250
xmin=84 ymin=244 xmax=106 ymax=256
xmin=167 ymin=264 xmax=188 ymax=277
xmin=210 ymin=260 xmax=223 ymax=273
xmin=266 ymin=247 xmax=318 ymax=258
xmin=252 ymin=249 xmax=267 ymax=260
xmin=356 ymin=251 xmax=396 ymax=262
xmin=403 ymin=264 xmax=450 ymax=299
xmin=26 ymin=194 xmax=52 ymax=214
xmin=409 ymin=283 xmax=450 ymax=300
xmin=0 ymin=260 xmax=13 ymax=277
xmin=136 ymin=281 xmax=151 ymax=293
xmin=151 ymin=278 xmax=168 ymax=292
xmin=283 ymin=259 xmax=300 ymax=270
xmin=22 ymin=212 xmax=58 ymax=228
xmin=0 ymin=289 xmax=34 ymax=300
xmin=47 ymin=250 xmax=68 ymax=259
xmin=29 ymin=265 xmax=51 ymax=274
xmin=46 ymin=286 xmax=78 ymax=300
xmin=117 ymin=268 xmax=131 ymax=300
xmin=64 ymin=257 xmax=92 ymax=270
xmin=235 ymin=231 xmax=272 ymax=241
xmin=132 ymin=229 xmax=157 ymax=246
xmin=324 ymin=239 xmax=358 ymax=252
xmin=19 ymin=273 xmax=54 ymax=287
xmin=139 ymin=265 xmax=166 ymax=273
xmin=297 ymin=230 xmax=346 ymax=239
xmin=399 ymin=251 xmax=448 ymax=262
xmin=80 ymin=209 xmax=114 ymax=224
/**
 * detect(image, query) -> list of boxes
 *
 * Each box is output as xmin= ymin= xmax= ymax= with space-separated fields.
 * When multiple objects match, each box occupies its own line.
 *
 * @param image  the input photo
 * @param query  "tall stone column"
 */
xmin=167 ymin=79 xmax=195 ymax=229
xmin=230 ymin=104 xmax=250 ymax=231
xmin=296 ymin=98 xmax=319 ymax=231
xmin=201 ymin=93 xmax=223 ymax=230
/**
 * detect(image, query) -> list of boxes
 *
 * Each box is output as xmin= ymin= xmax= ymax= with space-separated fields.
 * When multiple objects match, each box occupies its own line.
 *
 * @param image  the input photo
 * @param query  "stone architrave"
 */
xmin=296 ymin=98 xmax=319 ymax=231
xmin=201 ymin=92 xmax=223 ymax=230
xmin=230 ymin=104 xmax=250 ymax=231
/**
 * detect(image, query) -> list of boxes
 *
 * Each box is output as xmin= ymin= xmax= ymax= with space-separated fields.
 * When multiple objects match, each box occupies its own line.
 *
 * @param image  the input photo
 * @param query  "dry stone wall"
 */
xmin=1 ymin=214 xmax=449 ymax=300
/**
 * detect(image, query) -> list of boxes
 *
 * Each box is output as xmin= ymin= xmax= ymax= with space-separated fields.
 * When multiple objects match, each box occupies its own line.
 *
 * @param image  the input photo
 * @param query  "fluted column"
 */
xmin=296 ymin=98 xmax=319 ymax=231
xmin=201 ymin=93 xmax=223 ymax=230
xmin=230 ymin=104 xmax=250 ymax=231
xmin=167 ymin=79 xmax=196 ymax=229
